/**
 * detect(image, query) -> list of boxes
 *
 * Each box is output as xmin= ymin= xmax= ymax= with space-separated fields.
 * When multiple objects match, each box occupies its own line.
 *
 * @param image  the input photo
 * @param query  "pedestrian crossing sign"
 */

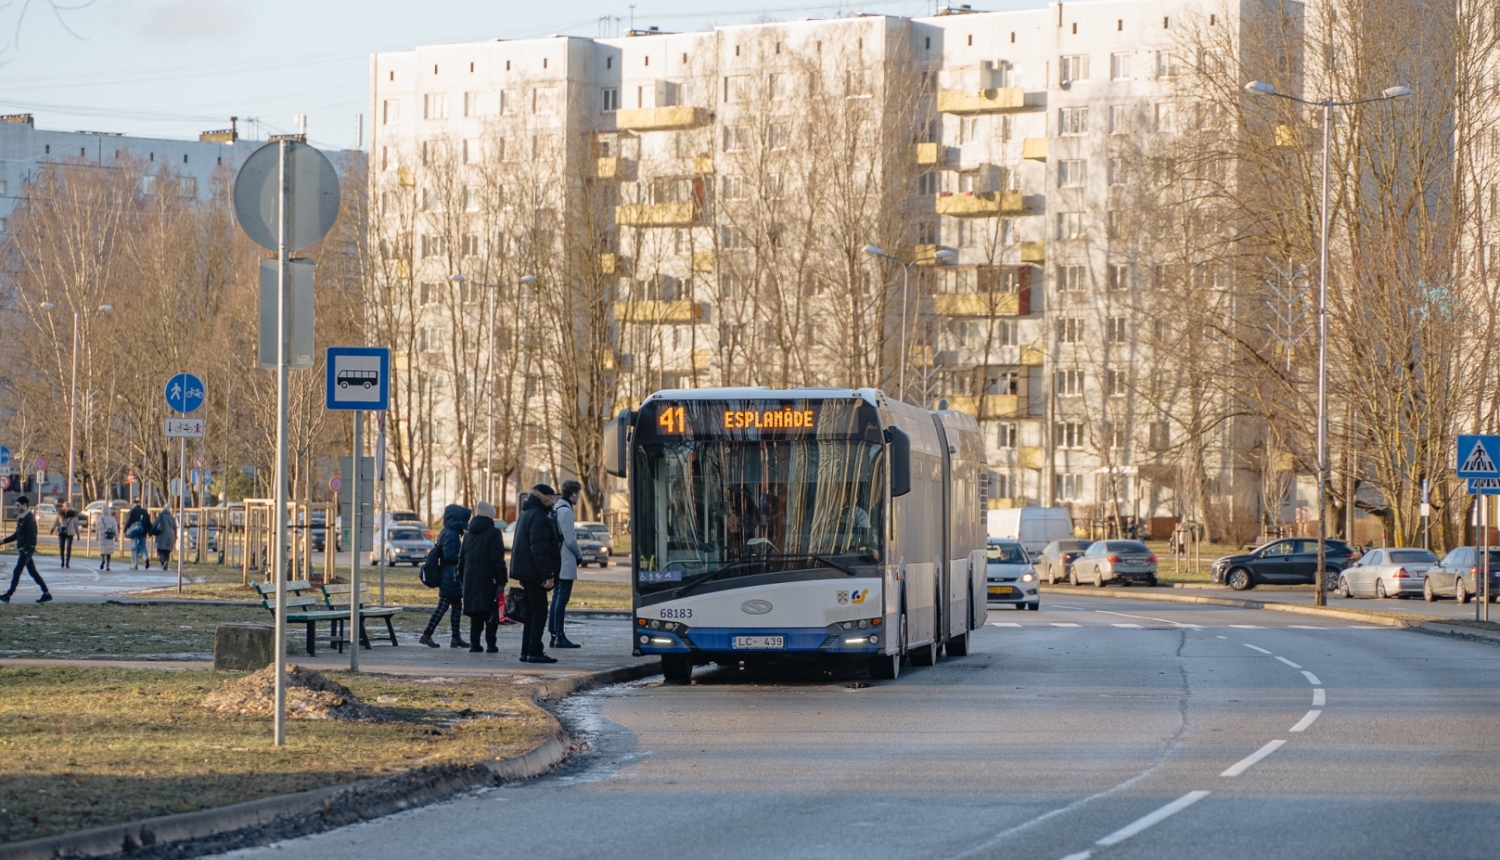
xmin=1457 ymin=435 xmax=1500 ymax=478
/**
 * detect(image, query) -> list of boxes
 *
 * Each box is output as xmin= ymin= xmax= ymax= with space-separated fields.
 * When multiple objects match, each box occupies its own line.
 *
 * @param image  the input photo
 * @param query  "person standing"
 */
xmin=549 ymin=480 xmax=584 ymax=649
xmin=125 ymin=502 xmax=152 ymax=570
xmin=1 ymin=496 xmax=52 ymax=603
xmin=510 ymin=484 xmax=561 ymax=664
xmin=96 ymin=508 xmax=119 ymax=571
xmin=53 ymin=505 xmax=79 ymax=569
xmin=461 ymin=502 xmax=507 ymax=654
xmin=153 ymin=506 xmax=177 ymax=568
xmin=419 ymin=504 xmax=470 ymax=648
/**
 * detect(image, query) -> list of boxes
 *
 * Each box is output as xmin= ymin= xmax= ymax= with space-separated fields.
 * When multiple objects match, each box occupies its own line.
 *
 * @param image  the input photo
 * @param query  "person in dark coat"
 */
xmin=460 ymin=501 xmax=508 ymax=654
xmin=1 ymin=496 xmax=51 ymax=603
xmin=125 ymin=503 xmax=152 ymax=570
xmin=419 ymin=504 xmax=470 ymax=648
xmin=510 ymin=484 xmax=561 ymax=663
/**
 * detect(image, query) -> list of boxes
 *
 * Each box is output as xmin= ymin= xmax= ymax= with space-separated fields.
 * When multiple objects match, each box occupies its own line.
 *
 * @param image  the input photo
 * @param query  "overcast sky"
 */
xmin=0 ymin=0 xmax=1046 ymax=151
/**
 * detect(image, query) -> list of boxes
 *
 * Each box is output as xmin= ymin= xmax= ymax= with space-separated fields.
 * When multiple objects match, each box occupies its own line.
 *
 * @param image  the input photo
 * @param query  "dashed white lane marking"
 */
xmin=1051 ymin=622 xmax=1082 ymax=628
xmin=1301 ymin=670 xmax=1322 ymax=686
xmin=1220 ymin=739 xmax=1286 ymax=777
xmin=1093 ymin=609 xmax=1203 ymax=629
xmin=1275 ymin=656 xmax=1303 ymax=669
xmin=1290 ymin=710 xmax=1322 ymax=732
xmin=1289 ymin=625 xmax=1326 ymax=629
xmin=1230 ymin=624 xmax=1265 ymax=629
xmin=989 ymin=622 xmax=1022 ymax=627
xmin=1094 ymin=791 xmax=1211 ymax=846
xmin=1059 ymin=853 xmax=1093 ymax=860
xmin=1216 ymin=635 xmax=1228 ymax=639
xmin=1110 ymin=623 xmax=1143 ymax=628
xmin=1313 ymin=688 xmax=1326 ymax=706
xmin=1243 ymin=643 xmax=1272 ymax=654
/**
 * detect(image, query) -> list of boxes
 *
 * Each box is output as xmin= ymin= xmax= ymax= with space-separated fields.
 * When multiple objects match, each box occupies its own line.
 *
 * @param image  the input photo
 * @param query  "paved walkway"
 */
xmin=0 ymin=550 xmax=183 ymax=601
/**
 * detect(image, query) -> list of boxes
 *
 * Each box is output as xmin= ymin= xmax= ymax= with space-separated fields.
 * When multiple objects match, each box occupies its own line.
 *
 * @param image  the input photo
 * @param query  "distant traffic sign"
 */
xmin=165 ymin=373 xmax=206 ymax=414
xmin=0 ymin=446 xmax=10 ymax=466
xmin=34 ymin=456 xmax=47 ymax=471
xmin=329 ymin=476 xmax=343 ymax=493
xmin=326 ymin=347 xmax=391 ymax=412
xmin=1470 ymin=478 xmax=1500 ymax=495
xmin=1458 ymin=435 xmax=1500 ymax=477
xmin=164 ymin=418 xmax=206 ymax=439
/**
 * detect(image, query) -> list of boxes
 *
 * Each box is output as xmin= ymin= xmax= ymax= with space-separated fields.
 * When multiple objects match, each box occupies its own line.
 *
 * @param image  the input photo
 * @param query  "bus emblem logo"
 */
xmin=741 ymin=599 xmax=773 ymax=615
xmin=836 ymin=591 xmax=849 ymax=605
xmin=850 ymin=589 xmax=867 ymax=604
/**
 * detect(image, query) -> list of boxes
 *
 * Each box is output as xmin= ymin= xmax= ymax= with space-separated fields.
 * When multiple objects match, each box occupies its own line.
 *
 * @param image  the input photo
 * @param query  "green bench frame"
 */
xmin=255 ymin=581 xmax=348 ymax=656
xmin=321 ymin=583 xmax=400 ymax=650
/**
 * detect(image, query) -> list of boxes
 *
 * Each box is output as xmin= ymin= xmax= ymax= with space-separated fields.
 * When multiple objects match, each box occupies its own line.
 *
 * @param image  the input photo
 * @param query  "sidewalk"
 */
xmin=0 ymin=550 xmax=182 ymax=601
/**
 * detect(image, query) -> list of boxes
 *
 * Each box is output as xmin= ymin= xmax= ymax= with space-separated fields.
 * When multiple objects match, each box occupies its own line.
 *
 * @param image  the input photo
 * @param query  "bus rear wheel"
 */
xmin=661 ymin=654 xmax=693 ymax=684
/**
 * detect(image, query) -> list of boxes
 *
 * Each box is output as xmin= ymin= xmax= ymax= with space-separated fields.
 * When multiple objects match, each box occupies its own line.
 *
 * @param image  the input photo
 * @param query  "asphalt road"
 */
xmin=225 ymin=596 xmax=1500 ymax=860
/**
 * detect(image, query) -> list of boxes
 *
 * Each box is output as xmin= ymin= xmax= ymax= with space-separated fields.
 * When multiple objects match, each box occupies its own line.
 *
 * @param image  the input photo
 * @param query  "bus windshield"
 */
xmin=633 ymin=438 xmax=885 ymax=595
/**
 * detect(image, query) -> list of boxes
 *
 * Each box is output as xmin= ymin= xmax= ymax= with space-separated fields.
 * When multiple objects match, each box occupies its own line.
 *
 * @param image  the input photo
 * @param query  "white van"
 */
xmin=987 ymin=507 xmax=1075 ymax=556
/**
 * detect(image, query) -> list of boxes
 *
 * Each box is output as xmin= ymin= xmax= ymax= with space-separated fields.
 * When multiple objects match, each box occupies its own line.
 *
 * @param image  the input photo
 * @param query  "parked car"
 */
xmin=1211 ymin=538 xmax=1356 ymax=591
xmin=370 ymin=523 xmax=434 ymax=567
xmin=986 ymin=507 xmax=1075 ymax=556
xmin=302 ymin=511 xmax=340 ymax=553
xmin=577 ymin=521 xmax=616 ymax=556
xmin=33 ymin=503 xmax=59 ymax=533
xmin=81 ymin=500 xmax=130 ymax=533
xmin=377 ymin=509 xmax=432 ymax=539
xmin=184 ymin=511 xmax=221 ymax=553
xmin=1035 ymin=539 xmax=1093 ymax=585
xmin=1338 ymin=547 xmax=1439 ymax=599
xmin=1422 ymin=546 xmax=1500 ymax=603
xmin=1071 ymin=540 xmax=1159 ymax=587
xmin=576 ymin=534 xmax=610 ymax=567
xmin=985 ymin=538 xmax=1040 ymax=609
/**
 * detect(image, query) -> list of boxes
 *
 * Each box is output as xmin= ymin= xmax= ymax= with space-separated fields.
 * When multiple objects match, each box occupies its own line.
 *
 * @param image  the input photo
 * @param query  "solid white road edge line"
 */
xmin=1243 ymin=643 xmax=1272 ymax=654
xmin=1313 ymin=688 xmax=1326 ymax=706
xmin=1220 ymin=740 xmax=1287 ymax=777
xmin=1301 ymin=670 xmax=1322 ymax=685
xmin=1290 ymin=710 xmax=1322 ymax=732
xmin=1275 ymin=656 xmax=1303 ymax=669
xmin=1094 ymin=791 xmax=1212 ymax=846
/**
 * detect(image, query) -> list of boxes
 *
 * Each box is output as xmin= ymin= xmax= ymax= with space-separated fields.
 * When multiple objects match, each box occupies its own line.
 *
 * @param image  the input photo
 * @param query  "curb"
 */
xmin=1037 ymin=586 xmax=1416 ymax=628
xmin=0 ymin=660 xmax=660 ymax=860
xmin=1413 ymin=620 xmax=1500 ymax=646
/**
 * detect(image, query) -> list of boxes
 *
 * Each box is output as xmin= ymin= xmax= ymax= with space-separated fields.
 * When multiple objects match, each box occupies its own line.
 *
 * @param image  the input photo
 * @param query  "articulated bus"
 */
xmin=602 ymin=388 xmax=987 ymax=682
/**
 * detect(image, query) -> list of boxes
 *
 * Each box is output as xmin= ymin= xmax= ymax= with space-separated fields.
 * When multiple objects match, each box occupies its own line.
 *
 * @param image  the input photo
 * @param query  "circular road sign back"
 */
xmin=165 ymin=373 xmax=206 ymax=414
xmin=233 ymin=141 xmax=342 ymax=252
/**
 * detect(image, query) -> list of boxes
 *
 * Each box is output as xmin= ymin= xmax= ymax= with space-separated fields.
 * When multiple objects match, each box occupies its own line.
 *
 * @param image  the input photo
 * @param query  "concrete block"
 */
xmin=215 ymin=623 xmax=275 ymax=671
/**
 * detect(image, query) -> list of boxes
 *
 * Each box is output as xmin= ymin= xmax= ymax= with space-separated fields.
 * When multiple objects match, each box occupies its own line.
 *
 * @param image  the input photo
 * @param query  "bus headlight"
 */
xmin=639 ymin=635 xmax=650 ymax=645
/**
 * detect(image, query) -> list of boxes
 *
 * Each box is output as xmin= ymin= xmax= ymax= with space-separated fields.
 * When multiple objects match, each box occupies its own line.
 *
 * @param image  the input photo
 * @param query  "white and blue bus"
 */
xmin=603 ymin=388 xmax=987 ymax=682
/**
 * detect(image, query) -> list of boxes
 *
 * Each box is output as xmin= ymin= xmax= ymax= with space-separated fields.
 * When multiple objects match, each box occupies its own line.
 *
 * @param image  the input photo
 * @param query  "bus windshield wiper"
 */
xmin=672 ymin=559 xmax=760 ymax=598
xmin=673 ymin=553 xmax=859 ymax=599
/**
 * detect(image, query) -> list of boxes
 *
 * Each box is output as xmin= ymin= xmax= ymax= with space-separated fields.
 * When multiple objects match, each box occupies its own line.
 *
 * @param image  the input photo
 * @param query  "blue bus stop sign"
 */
xmin=325 ymin=347 xmax=390 ymax=412
xmin=165 ymin=373 xmax=206 ymax=414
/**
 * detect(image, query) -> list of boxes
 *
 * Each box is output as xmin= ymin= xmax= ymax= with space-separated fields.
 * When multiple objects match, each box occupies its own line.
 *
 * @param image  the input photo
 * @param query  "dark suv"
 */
xmin=1211 ymin=538 xmax=1356 ymax=591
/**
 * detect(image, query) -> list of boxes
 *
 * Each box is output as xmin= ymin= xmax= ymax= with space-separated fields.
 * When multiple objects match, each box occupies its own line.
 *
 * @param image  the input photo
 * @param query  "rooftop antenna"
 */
xmin=630 ymin=4 xmax=635 ymax=31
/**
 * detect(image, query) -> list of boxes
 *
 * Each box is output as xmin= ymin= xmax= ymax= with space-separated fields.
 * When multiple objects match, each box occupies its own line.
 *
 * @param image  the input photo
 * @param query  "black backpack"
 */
xmin=419 ymin=544 xmax=443 ymax=588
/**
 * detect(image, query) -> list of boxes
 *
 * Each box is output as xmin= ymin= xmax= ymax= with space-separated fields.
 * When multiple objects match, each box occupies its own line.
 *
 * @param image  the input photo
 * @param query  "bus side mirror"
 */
xmin=603 ymin=409 xmax=630 ymax=478
xmin=887 ymin=426 xmax=912 ymax=497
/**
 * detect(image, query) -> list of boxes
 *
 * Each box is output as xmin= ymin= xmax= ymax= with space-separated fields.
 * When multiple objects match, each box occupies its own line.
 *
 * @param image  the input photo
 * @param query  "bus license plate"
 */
xmin=733 ymin=636 xmax=784 ymax=650
xmin=988 ymin=586 xmax=1016 ymax=597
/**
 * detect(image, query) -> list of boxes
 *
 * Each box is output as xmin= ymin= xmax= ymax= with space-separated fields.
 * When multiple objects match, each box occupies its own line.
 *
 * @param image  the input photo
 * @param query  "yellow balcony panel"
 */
xmin=612 ymin=300 xmax=702 ymax=323
xmin=600 ymin=252 xmax=620 ymax=274
xmin=1274 ymin=124 xmax=1297 ymax=147
xmin=616 ymin=202 xmax=700 ymax=227
xmin=693 ymin=155 xmax=715 ymax=174
xmin=1020 ymin=344 xmax=1046 ymax=366
xmin=615 ymin=105 xmax=709 ymax=131
xmin=898 ymin=244 xmax=949 ymax=266
xmin=932 ymin=293 xmax=1021 ymax=316
xmin=906 ymin=142 xmax=941 ymax=165
xmin=934 ymin=191 xmax=1024 ymax=217
xmin=1021 ymin=137 xmax=1048 ymax=161
xmin=587 ymin=157 xmax=635 ymax=180
xmin=692 ymin=348 xmax=714 ymax=370
xmin=1018 ymin=446 xmax=1046 ymax=470
xmin=937 ymin=87 xmax=1026 ymax=114
xmin=947 ymin=393 xmax=1024 ymax=420
xmin=397 ymin=166 xmax=415 ymax=187
xmin=1020 ymin=241 xmax=1046 ymax=264
xmin=692 ymin=251 xmax=715 ymax=272
xmin=988 ymin=497 xmax=1016 ymax=510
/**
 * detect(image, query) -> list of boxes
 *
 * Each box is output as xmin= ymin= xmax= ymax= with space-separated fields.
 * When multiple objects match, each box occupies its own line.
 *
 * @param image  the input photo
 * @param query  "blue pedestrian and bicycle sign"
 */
xmin=325 ymin=347 xmax=390 ymax=412
xmin=165 ymin=373 xmax=206 ymax=414
xmin=0 ymin=446 xmax=10 ymax=466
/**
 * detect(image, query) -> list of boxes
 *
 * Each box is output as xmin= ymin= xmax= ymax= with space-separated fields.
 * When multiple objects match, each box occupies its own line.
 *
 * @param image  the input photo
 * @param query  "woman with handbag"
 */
xmin=153 ymin=506 xmax=177 ymax=568
xmin=461 ymin=502 xmax=507 ymax=654
xmin=53 ymin=506 xmax=79 ymax=569
xmin=510 ymin=484 xmax=561 ymax=664
xmin=96 ymin=509 xmax=119 ymax=571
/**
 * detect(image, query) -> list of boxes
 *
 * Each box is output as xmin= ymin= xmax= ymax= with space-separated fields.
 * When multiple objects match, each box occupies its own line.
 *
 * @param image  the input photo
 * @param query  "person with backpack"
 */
xmin=510 ymin=484 xmax=562 ymax=663
xmin=52 ymin=505 xmax=79 ymax=569
xmin=419 ymin=504 xmax=470 ymax=648
xmin=461 ymin=502 xmax=507 ymax=654
xmin=548 ymin=480 xmax=584 ymax=649
xmin=1 ymin=496 xmax=52 ymax=603
xmin=125 ymin=502 xmax=151 ymax=570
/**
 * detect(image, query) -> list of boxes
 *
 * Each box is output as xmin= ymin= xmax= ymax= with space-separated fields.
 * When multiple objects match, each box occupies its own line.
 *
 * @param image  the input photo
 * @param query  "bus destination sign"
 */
xmin=655 ymin=403 xmax=820 ymax=436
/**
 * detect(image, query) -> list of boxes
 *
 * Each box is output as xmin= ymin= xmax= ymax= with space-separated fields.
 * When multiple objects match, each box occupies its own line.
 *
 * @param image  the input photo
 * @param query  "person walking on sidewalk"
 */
xmin=1 ymin=496 xmax=52 ymax=604
xmin=96 ymin=508 xmax=119 ymax=571
xmin=549 ymin=480 xmax=584 ymax=649
xmin=419 ymin=504 xmax=470 ymax=648
xmin=461 ymin=501 xmax=507 ymax=654
xmin=125 ymin=502 xmax=152 ymax=570
xmin=52 ymin=505 xmax=79 ymax=569
xmin=153 ymin=506 xmax=177 ymax=569
xmin=511 ymin=484 xmax=561 ymax=664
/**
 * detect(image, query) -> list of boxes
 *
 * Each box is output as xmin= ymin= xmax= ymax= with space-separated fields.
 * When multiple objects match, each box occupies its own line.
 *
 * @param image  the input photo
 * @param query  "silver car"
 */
xmin=1035 ymin=539 xmax=1092 ymax=585
xmin=986 ymin=538 xmax=1040 ymax=609
xmin=1338 ymin=547 xmax=1438 ymax=599
xmin=1423 ymin=546 xmax=1500 ymax=603
xmin=1071 ymin=540 xmax=1159 ymax=587
xmin=370 ymin=524 xmax=434 ymax=567
xmin=577 ymin=521 xmax=615 ymax=557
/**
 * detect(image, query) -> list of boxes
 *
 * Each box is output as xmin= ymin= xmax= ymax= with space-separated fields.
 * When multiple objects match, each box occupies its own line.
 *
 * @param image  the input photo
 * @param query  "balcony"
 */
xmin=692 ymin=251 xmax=715 ymax=272
xmin=931 ymin=293 xmax=1022 ymax=317
xmin=614 ymin=105 xmax=709 ymax=131
xmin=1020 ymin=344 xmax=1046 ymax=366
xmin=692 ymin=349 xmax=713 ymax=370
xmin=616 ymin=202 xmax=702 ymax=227
xmin=937 ymin=87 xmax=1027 ymax=114
xmin=587 ymin=157 xmax=635 ymax=180
xmin=1018 ymin=446 xmax=1046 ymax=470
xmin=947 ymin=394 xmax=1025 ymax=420
xmin=1020 ymin=242 xmax=1046 ymax=264
xmin=895 ymin=244 xmax=953 ymax=266
xmin=935 ymin=190 xmax=1025 ymax=217
xmin=600 ymin=252 xmax=631 ymax=275
xmin=693 ymin=155 xmax=715 ymax=174
xmin=906 ymin=142 xmax=942 ymax=165
xmin=1021 ymin=138 xmax=1048 ymax=161
xmin=612 ymin=300 xmax=703 ymax=323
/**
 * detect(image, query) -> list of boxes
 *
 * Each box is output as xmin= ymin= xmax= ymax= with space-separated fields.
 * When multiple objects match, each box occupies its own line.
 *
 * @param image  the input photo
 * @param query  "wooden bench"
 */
xmin=255 ymin=581 xmax=349 ymax=656
xmin=321 ymin=583 xmax=400 ymax=650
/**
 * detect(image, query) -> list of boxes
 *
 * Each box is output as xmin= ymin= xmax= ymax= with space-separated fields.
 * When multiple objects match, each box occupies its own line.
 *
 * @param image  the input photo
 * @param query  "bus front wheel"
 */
xmin=869 ymin=650 xmax=900 ymax=680
xmin=661 ymin=654 xmax=693 ymax=684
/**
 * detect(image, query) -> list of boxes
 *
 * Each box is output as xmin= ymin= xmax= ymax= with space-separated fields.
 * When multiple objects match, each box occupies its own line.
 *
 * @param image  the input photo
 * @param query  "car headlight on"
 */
xmin=1021 ymin=570 xmax=1035 ymax=582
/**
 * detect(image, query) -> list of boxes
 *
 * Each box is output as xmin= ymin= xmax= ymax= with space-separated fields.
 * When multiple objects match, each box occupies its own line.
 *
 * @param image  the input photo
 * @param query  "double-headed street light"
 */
xmin=450 ymin=272 xmax=536 ymax=503
xmin=39 ymin=301 xmax=112 ymax=512
xmin=863 ymin=244 xmax=956 ymax=402
xmin=1245 ymin=79 xmax=1411 ymax=606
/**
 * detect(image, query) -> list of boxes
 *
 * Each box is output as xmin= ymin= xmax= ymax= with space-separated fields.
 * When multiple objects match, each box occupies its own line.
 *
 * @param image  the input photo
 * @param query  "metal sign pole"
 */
xmin=350 ymin=412 xmax=362 ymax=672
xmin=177 ymin=431 xmax=186 ymax=592
xmin=1487 ymin=496 xmax=1493 ymax=623
xmin=1480 ymin=497 xmax=1487 ymax=624
xmin=377 ymin=412 xmax=387 ymax=606
xmin=273 ymin=139 xmax=290 ymax=747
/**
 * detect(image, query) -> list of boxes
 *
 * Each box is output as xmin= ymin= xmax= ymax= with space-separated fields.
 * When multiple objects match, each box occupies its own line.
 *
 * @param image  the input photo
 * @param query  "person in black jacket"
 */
xmin=461 ymin=501 xmax=507 ymax=654
xmin=510 ymin=484 xmax=561 ymax=663
xmin=419 ymin=504 xmax=470 ymax=648
xmin=125 ymin=503 xmax=152 ymax=570
xmin=1 ymin=496 xmax=52 ymax=603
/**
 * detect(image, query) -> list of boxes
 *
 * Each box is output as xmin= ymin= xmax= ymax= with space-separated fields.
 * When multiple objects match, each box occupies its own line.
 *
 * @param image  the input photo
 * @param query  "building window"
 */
xmin=768 ymin=124 xmax=789 ymax=150
xmin=424 ymin=93 xmax=447 ymax=119
xmin=1058 ymin=159 xmax=1087 ymax=188
xmin=533 ymin=87 xmax=558 ymax=115
xmin=1103 ymin=422 xmax=1127 ymax=449
xmin=996 ymin=422 xmax=1018 ymax=449
xmin=1150 ymin=421 xmax=1171 ymax=450
xmin=1056 ymin=421 xmax=1086 ymax=448
xmin=177 ymin=176 xmax=197 ymax=198
xmin=845 ymin=69 xmax=873 ymax=97
xmin=464 ymin=185 xmax=481 ymax=212
xmin=918 ymin=170 xmax=939 ymax=196
xmin=1059 ymin=107 xmax=1089 ymax=135
xmin=1156 ymin=51 xmax=1185 ymax=78
xmin=1107 ymin=263 xmax=1129 ymax=291
xmin=1059 ymin=54 xmax=1090 ymax=84
xmin=770 ymin=73 xmax=793 ymax=99
xmin=383 ymin=99 xmax=400 ymax=125
xmin=1110 ymin=52 xmax=1132 ymax=80
xmin=1110 ymin=105 xmax=1130 ymax=134
xmin=1106 ymin=368 xmax=1128 ymax=396
xmin=959 ymin=116 xmax=982 ymax=144
xmin=1057 ymin=265 xmax=1085 ymax=292
xmin=991 ymin=471 xmax=1012 ymax=500
xmin=463 ymin=138 xmax=481 ymax=164
xmin=1055 ymin=368 xmax=1085 ymax=395
xmin=767 ymin=173 xmax=785 ymax=198
xmin=1057 ymin=318 xmax=1084 ymax=344
xmin=500 ymin=90 xmax=516 ymax=114
xmin=421 ymin=235 xmax=445 ymax=258
xmin=1155 ymin=103 xmax=1176 ymax=133
xmin=463 ymin=92 xmax=480 ymax=117
xmin=1105 ymin=316 xmax=1128 ymax=343
xmin=723 ymin=126 xmax=748 ymax=152
xmin=601 ymin=87 xmax=620 ymax=112
xmin=721 ymin=175 xmax=747 ymax=200
xmin=1056 ymin=473 xmax=1083 ymax=500
xmin=1108 ymin=158 xmax=1127 ymax=186
xmin=724 ymin=75 xmax=750 ymax=102
xmin=987 ymin=370 xmax=1021 ymax=395
xmin=1057 ymin=211 xmax=1084 ymax=239
xmin=380 ymin=190 xmax=398 ymax=215
xmin=996 ymin=319 xmax=1019 ymax=345
xmin=1107 ymin=210 xmax=1129 ymax=239
xmin=461 ymin=234 xmax=480 ymax=257
xmin=720 ymin=225 xmax=750 ymax=249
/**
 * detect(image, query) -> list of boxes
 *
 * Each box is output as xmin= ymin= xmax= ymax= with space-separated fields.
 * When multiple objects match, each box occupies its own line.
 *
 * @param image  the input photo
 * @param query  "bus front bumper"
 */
xmin=633 ymin=619 xmax=885 ymax=657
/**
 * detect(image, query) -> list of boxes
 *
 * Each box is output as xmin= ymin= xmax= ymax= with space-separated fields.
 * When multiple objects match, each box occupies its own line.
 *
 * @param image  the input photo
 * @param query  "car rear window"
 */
xmin=988 ymin=543 xmax=1029 ymax=564
xmin=1389 ymin=550 xmax=1437 ymax=564
xmin=390 ymin=529 xmax=425 ymax=541
xmin=1106 ymin=541 xmax=1151 ymax=553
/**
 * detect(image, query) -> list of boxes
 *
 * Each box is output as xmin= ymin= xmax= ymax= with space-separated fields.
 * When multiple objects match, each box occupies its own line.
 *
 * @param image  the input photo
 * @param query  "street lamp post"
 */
xmin=40 ymin=302 xmax=112 ymax=512
xmin=1245 ymin=80 xmax=1410 ymax=607
xmin=450 ymin=272 xmax=536 ymax=504
xmin=863 ymin=245 xmax=956 ymax=402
